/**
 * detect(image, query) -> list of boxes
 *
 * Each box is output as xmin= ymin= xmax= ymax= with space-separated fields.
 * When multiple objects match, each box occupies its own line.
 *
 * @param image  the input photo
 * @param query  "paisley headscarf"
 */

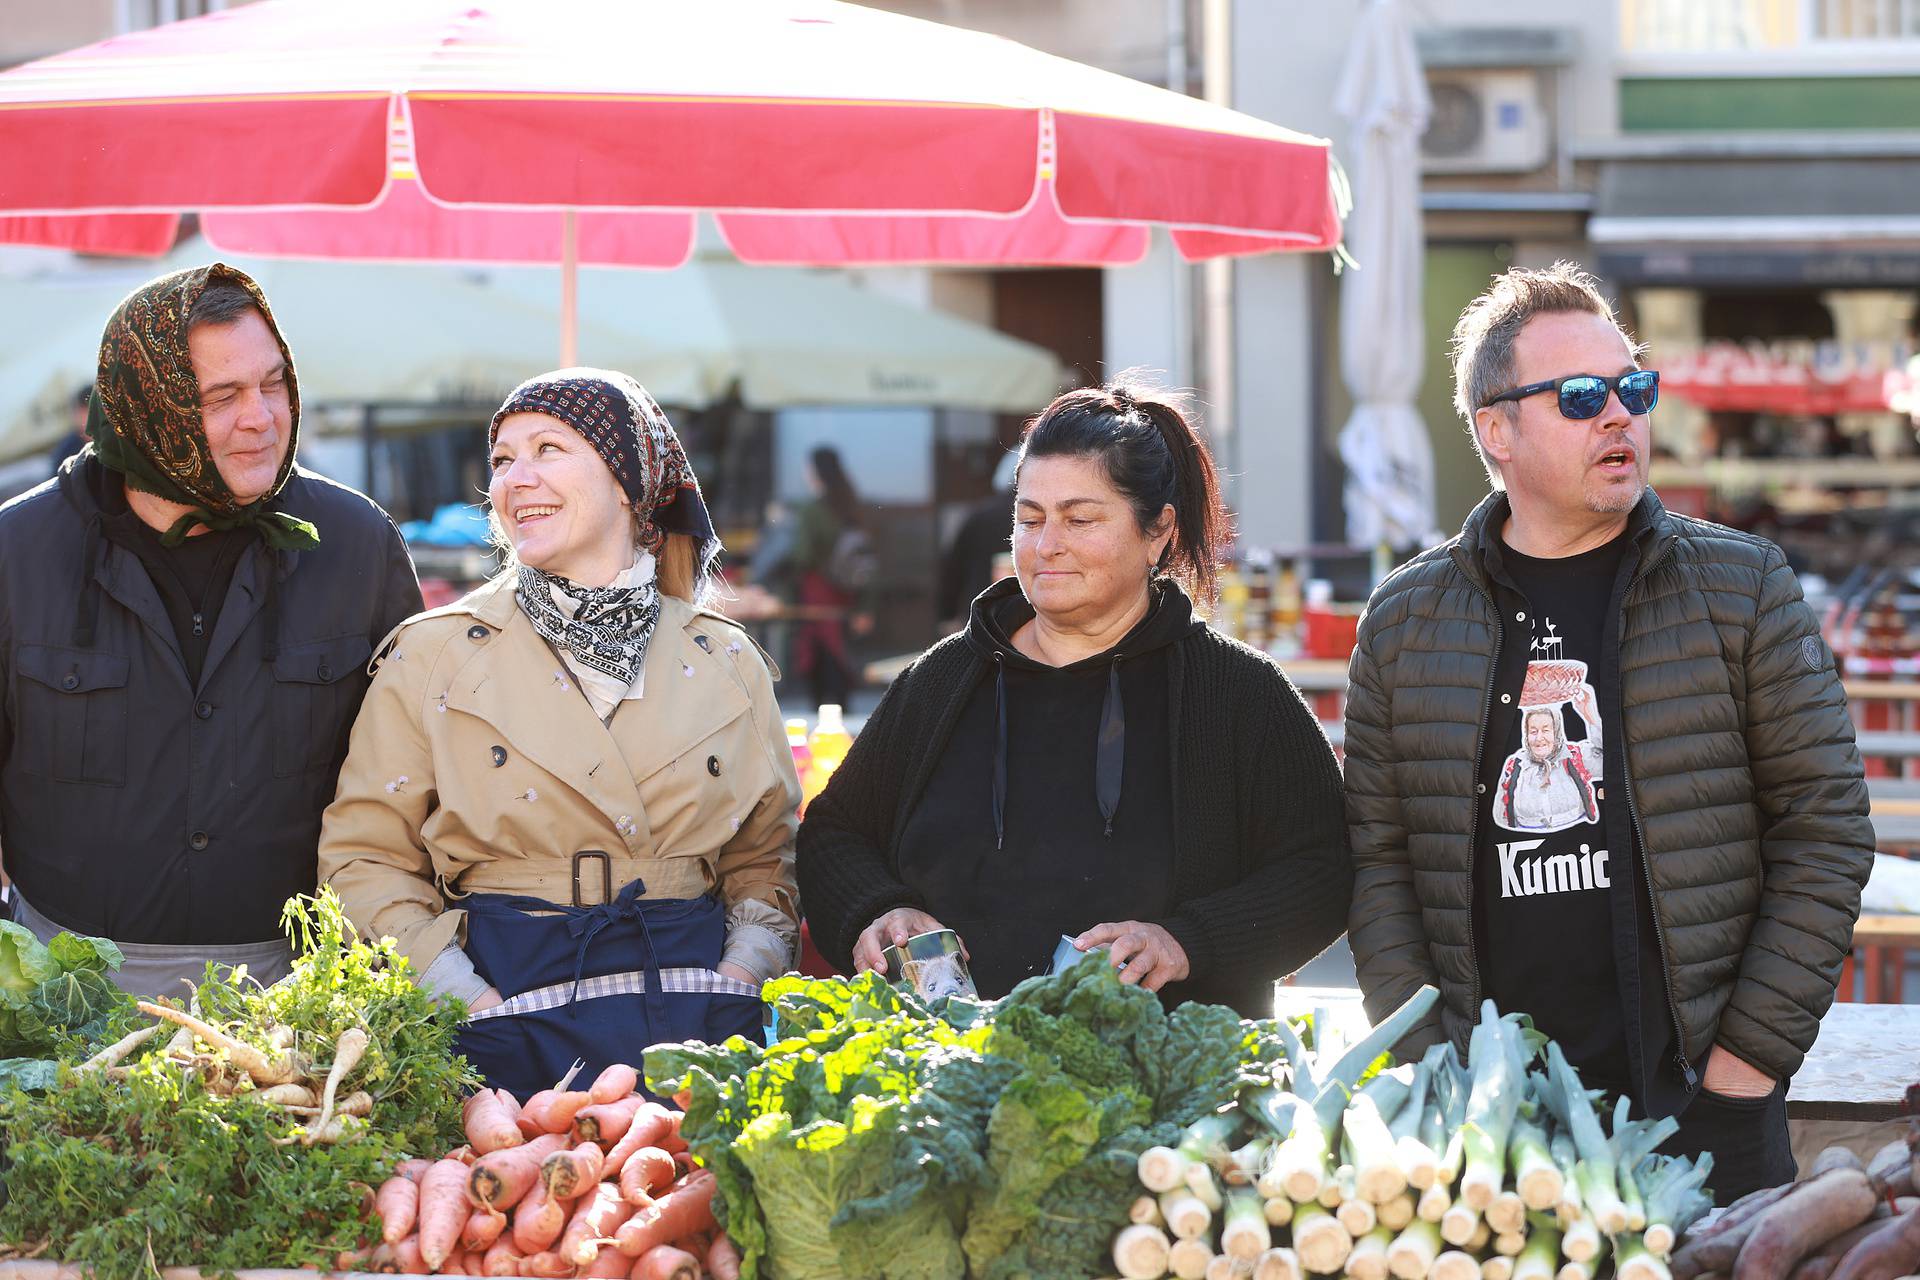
xmin=88 ymin=262 xmax=318 ymax=550
xmin=490 ymin=369 xmax=721 ymax=688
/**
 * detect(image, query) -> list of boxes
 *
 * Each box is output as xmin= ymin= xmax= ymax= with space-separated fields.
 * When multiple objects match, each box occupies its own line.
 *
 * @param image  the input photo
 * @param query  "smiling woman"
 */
xmin=797 ymin=379 xmax=1354 ymax=1016
xmin=319 ymin=368 xmax=801 ymax=1099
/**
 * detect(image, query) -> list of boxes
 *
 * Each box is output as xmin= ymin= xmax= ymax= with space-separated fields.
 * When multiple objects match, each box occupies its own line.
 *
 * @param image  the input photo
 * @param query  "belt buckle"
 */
xmin=572 ymin=850 xmax=613 ymax=908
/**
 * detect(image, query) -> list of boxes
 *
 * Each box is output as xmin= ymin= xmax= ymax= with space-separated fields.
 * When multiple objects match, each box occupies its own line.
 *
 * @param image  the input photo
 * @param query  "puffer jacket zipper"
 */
xmin=1617 ymin=532 xmax=1695 ymax=1089
xmin=1450 ymin=544 xmax=1503 ymax=1021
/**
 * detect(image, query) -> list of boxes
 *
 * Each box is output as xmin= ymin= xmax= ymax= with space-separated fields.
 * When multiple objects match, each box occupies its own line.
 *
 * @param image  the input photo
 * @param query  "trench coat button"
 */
xmin=317 ymin=663 xmax=332 ymax=680
xmin=467 ymin=624 xmax=489 ymax=641
xmin=60 ymin=671 xmax=79 ymax=691
xmin=189 ymin=831 xmax=210 ymax=851
xmin=707 ymin=755 xmax=722 ymax=777
xmin=491 ymin=745 xmax=508 ymax=767
xmin=694 ymin=634 xmax=712 ymax=652
xmin=196 ymin=700 xmax=214 ymax=720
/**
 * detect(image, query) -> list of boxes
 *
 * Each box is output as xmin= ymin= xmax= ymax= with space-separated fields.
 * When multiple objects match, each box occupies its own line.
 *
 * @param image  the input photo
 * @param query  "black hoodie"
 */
xmin=893 ymin=576 xmax=1205 ymax=999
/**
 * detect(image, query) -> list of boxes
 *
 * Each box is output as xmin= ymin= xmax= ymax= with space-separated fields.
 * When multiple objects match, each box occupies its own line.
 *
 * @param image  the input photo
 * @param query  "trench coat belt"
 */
xmin=439 ymin=851 xmax=716 ymax=908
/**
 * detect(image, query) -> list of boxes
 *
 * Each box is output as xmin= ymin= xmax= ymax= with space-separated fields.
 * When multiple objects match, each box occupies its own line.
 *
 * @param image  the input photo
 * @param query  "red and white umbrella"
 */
xmin=0 ymin=0 xmax=1342 ymax=317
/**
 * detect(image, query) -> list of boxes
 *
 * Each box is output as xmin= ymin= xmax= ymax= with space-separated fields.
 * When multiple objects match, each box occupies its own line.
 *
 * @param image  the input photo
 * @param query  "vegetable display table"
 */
xmin=1788 ymin=1000 xmax=1920 ymax=1121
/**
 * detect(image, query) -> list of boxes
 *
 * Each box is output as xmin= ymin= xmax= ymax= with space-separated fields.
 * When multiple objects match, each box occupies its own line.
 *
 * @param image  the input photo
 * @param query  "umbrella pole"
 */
xmin=560 ymin=209 xmax=579 ymax=367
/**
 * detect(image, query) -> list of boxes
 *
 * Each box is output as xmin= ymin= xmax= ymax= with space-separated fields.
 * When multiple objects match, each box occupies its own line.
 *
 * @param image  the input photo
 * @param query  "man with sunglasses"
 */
xmin=1343 ymin=262 xmax=1872 ymax=1199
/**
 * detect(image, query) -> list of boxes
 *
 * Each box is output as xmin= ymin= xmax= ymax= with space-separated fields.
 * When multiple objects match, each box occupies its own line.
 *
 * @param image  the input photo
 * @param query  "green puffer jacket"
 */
xmin=1344 ymin=489 xmax=1873 ymax=1082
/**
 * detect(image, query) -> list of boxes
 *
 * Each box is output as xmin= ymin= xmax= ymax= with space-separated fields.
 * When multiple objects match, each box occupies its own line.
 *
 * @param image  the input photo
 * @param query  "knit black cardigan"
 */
xmin=795 ymin=611 xmax=1354 ymax=1017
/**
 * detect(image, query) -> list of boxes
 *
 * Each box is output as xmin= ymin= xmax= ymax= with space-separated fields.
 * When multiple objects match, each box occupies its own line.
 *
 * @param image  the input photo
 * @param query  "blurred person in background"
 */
xmin=48 ymin=384 xmax=91 ymax=470
xmin=797 ymin=381 xmax=1351 ymax=1015
xmin=1343 ymin=262 xmax=1873 ymax=1199
xmin=938 ymin=448 xmax=1019 ymax=633
xmin=0 ymin=263 xmax=422 ymax=996
xmin=786 ymin=445 xmax=876 ymax=710
xmin=320 ymin=369 xmax=799 ymax=1098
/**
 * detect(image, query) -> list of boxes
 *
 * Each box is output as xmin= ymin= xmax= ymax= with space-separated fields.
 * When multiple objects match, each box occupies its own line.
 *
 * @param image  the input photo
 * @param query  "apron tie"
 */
xmin=560 ymin=881 xmax=669 ymax=1028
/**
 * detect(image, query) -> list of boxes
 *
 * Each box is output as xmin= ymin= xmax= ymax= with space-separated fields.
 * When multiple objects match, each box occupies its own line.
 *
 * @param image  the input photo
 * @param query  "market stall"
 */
xmin=2 ymin=884 xmax=1916 ymax=1280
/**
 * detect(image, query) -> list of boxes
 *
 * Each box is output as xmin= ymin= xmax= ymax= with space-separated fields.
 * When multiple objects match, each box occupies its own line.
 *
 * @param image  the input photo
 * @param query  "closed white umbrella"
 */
xmin=1335 ymin=0 xmax=1438 ymax=550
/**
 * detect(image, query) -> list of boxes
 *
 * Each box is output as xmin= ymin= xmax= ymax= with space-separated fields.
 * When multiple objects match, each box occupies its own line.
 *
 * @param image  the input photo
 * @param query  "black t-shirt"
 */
xmin=1474 ymin=530 xmax=1636 ymax=1092
xmin=896 ymin=627 xmax=1176 ymax=1000
xmin=98 ymin=476 xmax=248 ymax=687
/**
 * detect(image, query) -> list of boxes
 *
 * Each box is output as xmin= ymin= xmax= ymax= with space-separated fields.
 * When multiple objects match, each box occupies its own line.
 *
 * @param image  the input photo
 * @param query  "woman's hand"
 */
xmin=852 ymin=907 xmax=962 ymax=975
xmin=1074 ymin=921 xmax=1189 ymax=992
xmin=715 ymin=960 xmax=760 ymax=987
xmin=468 ymin=987 xmax=505 ymax=1014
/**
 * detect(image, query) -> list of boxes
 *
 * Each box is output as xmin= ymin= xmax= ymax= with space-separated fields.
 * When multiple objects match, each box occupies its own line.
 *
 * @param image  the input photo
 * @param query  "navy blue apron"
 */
xmin=453 ymin=874 xmax=764 ymax=1100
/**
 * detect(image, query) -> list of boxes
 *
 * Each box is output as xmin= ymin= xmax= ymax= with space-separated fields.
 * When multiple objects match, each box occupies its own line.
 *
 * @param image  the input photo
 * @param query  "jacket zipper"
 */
xmin=1617 ymin=534 xmax=1696 ymax=1090
xmin=1451 ymin=546 xmax=1502 ymax=1019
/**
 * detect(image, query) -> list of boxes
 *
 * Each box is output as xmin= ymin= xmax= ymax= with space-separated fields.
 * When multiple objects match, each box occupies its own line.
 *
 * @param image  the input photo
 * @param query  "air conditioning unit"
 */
xmin=1420 ymin=68 xmax=1551 ymax=175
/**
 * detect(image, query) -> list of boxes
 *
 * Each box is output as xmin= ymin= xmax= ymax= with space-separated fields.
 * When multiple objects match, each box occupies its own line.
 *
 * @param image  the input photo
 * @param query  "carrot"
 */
xmin=446 ymin=1144 xmax=478 ymax=1165
xmin=562 ymin=1183 xmax=639 ymax=1266
xmin=334 ymin=1246 xmax=374 ymax=1272
xmin=589 ymin=1063 xmax=640 ymax=1104
xmin=581 ymin=1244 xmax=633 ymax=1278
xmin=480 ymin=1237 xmax=525 ymax=1278
xmin=462 ymin=1206 xmax=508 ymax=1253
xmin=617 ymin=1148 xmax=677 ymax=1206
xmin=419 ymin=1157 xmax=475 ymax=1271
xmin=471 ymin=1133 xmax=571 ymax=1210
xmin=519 ymin=1088 xmax=595 ymax=1135
xmin=706 ymin=1232 xmax=742 ymax=1280
xmin=542 ymin=1142 xmax=608 ymax=1200
xmin=464 ymin=1088 xmax=527 ymax=1155
xmin=512 ymin=1181 xmax=569 ymax=1255
xmin=443 ymin=1249 xmax=475 ymax=1275
xmin=523 ymin=1250 xmax=576 ymax=1278
xmin=74 ymin=1021 xmax=164 ymax=1074
xmin=633 ymin=1244 xmax=700 ymax=1280
xmin=397 ymin=1158 xmax=435 ymax=1184
xmin=614 ymin=1174 xmax=717 ymax=1257
xmin=376 ymin=1174 xmax=421 ymax=1245
xmin=391 ymin=1236 xmax=427 ymax=1275
xmin=603 ymin=1105 xmax=677 ymax=1174
xmin=574 ymin=1095 xmax=649 ymax=1145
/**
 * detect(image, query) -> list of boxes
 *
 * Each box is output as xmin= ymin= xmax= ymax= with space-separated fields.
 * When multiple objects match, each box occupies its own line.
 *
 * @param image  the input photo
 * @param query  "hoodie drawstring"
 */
xmin=1096 ymin=657 xmax=1125 ymax=837
xmin=991 ymin=653 xmax=1008 ymax=850
xmin=990 ymin=650 xmax=1128 ymax=849
xmin=72 ymin=513 xmax=103 ymax=649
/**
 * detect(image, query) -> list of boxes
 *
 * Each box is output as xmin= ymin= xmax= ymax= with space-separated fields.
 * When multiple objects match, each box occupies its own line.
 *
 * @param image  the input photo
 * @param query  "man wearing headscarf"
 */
xmin=0 ymin=263 xmax=423 ymax=996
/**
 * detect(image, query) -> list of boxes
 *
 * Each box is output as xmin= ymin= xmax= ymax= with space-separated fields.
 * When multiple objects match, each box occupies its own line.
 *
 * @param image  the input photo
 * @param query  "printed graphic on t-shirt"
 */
xmin=1492 ymin=618 xmax=1603 ymax=836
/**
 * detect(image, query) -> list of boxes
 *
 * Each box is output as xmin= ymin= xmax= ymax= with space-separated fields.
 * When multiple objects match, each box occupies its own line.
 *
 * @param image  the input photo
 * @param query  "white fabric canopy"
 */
xmin=0 ymin=243 xmax=1062 ymax=463
xmin=1334 ymin=0 xmax=1438 ymax=550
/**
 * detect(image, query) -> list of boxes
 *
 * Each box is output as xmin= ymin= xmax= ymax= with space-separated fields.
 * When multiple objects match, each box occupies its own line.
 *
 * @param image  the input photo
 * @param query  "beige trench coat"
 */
xmin=318 ymin=574 xmax=800 ymax=980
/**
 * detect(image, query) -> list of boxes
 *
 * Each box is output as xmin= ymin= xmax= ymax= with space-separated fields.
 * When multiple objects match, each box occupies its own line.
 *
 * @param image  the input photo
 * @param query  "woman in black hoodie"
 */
xmin=796 ymin=383 xmax=1352 ymax=1016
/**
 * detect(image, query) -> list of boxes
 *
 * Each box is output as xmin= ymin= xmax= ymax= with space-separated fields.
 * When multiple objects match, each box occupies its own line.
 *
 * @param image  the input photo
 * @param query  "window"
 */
xmin=117 ymin=0 xmax=227 ymax=34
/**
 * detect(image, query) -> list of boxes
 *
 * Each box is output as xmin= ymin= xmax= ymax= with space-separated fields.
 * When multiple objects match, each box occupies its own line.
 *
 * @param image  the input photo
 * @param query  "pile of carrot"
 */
xmin=347 ymin=1064 xmax=741 ymax=1280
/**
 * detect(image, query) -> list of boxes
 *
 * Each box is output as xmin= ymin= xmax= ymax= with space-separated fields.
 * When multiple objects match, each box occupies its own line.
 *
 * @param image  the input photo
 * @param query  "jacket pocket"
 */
xmin=271 ymin=636 xmax=373 ymax=778
xmin=14 ymin=645 xmax=131 ymax=785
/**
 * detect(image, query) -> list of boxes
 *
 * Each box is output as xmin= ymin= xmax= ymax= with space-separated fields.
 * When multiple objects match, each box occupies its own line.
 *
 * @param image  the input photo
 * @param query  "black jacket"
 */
xmin=797 ymin=577 xmax=1354 ymax=1016
xmin=1345 ymin=490 xmax=1873 ymax=1089
xmin=0 ymin=455 xmax=422 ymax=945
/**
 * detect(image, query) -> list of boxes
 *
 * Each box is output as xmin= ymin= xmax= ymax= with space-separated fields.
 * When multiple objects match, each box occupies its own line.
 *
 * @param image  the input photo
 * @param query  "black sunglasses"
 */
xmin=1481 ymin=370 xmax=1660 ymax=420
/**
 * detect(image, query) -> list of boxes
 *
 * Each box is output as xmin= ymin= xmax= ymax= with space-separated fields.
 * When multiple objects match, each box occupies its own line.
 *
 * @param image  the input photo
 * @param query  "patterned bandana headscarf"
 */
xmin=491 ymin=369 xmax=721 ymax=687
xmin=89 ymin=262 xmax=317 ymax=550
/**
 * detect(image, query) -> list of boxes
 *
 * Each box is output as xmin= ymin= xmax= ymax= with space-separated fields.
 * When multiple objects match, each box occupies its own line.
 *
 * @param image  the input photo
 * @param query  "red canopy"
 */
xmin=0 ymin=0 xmax=1342 ymax=267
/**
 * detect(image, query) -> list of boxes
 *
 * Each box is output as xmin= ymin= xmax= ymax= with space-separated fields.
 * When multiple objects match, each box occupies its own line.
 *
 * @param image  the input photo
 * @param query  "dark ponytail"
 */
xmin=1021 ymin=378 xmax=1230 ymax=603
